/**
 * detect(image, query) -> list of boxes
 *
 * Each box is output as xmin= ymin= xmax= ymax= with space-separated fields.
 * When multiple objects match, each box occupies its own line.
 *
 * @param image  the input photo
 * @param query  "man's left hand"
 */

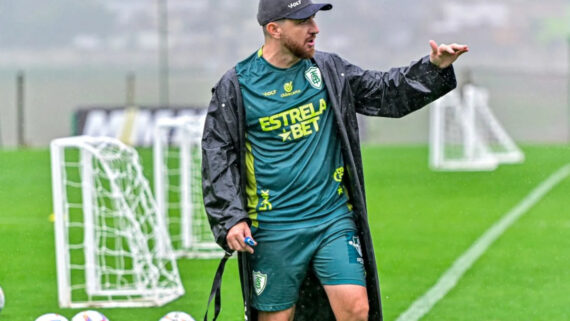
xmin=429 ymin=40 xmax=469 ymax=69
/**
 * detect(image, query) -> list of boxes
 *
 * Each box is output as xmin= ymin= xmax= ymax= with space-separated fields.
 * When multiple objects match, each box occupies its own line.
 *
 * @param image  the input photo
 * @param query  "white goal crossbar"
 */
xmin=51 ymin=136 xmax=184 ymax=308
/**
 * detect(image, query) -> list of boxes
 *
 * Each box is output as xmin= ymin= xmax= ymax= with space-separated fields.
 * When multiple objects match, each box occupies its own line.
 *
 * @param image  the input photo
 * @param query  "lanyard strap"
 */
xmin=203 ymin=251 xmax=233 ymax=321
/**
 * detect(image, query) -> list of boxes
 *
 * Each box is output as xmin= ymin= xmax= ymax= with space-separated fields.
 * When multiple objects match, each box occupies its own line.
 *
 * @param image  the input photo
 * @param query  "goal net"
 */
xmin=50 ymin=136 xmax=184 ymax=308
xmin=429 ymin=85 xmax=524 ymax=171
xmin=153 ymin=115 xmax=223 ymax=259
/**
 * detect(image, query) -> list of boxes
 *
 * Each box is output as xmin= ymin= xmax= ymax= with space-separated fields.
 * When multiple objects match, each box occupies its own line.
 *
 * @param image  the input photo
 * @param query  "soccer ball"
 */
xmin=0 ymin=286 xmax=4 ymax=313
xmin=159 ymin=311 xmax=196 ymax=321
xmin=34 ymin=313 xmax=69 ymax=321
xmin=71 ymin=310 xmax=109 ymax=321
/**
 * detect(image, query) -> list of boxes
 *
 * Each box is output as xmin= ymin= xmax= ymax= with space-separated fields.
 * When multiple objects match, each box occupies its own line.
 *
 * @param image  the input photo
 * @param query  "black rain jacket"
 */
xmin=201 ymin=51 xmax=456 ymax=321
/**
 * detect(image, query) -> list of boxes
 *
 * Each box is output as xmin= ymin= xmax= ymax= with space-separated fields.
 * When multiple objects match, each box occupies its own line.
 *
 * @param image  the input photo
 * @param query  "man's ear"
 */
xmin=266 ymin=21 xmax=282 ymax=39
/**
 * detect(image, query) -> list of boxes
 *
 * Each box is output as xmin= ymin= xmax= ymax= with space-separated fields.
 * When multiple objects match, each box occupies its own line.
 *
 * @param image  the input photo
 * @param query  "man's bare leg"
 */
xmin=324 ymin=284 xmax=369 ymax=321
xmin=258 ymin=306 xmax=295 ymax=321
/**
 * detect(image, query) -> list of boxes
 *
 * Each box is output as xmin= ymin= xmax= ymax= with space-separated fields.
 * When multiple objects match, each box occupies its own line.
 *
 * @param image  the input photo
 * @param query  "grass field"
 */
xmin=0 ymin=145 xmax=569 ymax=321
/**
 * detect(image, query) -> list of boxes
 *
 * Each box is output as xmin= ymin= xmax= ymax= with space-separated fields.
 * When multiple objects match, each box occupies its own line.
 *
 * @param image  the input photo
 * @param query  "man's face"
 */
xmin=279 ymin=16 xmax=320 ymax=59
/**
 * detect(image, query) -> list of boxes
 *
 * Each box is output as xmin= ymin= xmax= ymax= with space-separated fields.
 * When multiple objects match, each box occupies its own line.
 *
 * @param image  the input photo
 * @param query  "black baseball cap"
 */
xmin=257 ymin=0 xmax=333 ymax=26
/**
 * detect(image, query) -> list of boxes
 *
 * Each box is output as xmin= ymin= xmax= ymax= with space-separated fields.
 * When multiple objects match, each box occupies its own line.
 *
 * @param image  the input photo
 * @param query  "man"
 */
xmin=201 ymin=0 xmax=468 ymax=320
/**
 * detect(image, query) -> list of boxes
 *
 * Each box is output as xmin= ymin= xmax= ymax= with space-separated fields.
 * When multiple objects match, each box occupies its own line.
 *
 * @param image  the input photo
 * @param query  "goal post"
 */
xmin=153 ymin=114 xmax=223 ymax=259
xmin=430 ymin=84 xmax=524 ymax=171
xmin=466 ymin=86 xmax=524 ymax=164
xmin=50 ymin=136 xmax=184 ymax=308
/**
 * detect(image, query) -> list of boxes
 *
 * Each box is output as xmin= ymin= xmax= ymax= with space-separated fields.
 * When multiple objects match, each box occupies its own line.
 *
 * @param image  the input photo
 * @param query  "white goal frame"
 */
xmin=429 ymin=85 xmax=524 ymax=171
xmin=50 ymin=136 xmax=184 ymax=308
xmin=153 ymin=115 xmax=223 ymax=259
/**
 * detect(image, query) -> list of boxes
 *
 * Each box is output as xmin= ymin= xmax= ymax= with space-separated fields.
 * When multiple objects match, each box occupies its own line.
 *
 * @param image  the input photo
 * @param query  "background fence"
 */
xmin=0 ymin=0 xmax=568 ymax=146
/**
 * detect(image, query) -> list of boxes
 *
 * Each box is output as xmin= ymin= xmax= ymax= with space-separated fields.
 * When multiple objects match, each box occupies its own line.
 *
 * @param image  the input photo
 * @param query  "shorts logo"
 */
xmin=348 ymin=234 xmax=364 ymax=264
xmin=253 ymin=271 xmax=268 ymax=295
xmin=305 ymin=66 xmax=323 ymax=90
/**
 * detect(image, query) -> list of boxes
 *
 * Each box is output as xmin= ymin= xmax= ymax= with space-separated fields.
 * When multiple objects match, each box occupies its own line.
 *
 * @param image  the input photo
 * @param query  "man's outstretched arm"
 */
xmin=339 ymin=40 xmax=468 ymax=118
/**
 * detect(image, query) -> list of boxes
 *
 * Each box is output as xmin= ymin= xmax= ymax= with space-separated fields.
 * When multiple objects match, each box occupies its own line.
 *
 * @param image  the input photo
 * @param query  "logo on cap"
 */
xmin=288 ymin=0 xmax=302 ymax=9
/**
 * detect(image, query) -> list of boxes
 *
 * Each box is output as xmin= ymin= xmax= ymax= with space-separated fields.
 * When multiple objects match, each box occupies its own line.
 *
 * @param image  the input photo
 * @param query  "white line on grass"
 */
xmin=395 ymin=163 xmax=570 ymax=321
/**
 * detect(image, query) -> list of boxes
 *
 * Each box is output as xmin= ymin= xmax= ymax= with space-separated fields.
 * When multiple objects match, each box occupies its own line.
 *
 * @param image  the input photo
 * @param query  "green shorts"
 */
xmin=249 ymin=216 xmax=365 ymax=312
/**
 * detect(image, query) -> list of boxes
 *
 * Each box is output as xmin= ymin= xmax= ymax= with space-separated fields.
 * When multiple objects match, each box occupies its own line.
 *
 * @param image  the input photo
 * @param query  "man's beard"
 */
xmin=283 ymin=35 xmax=315 ymax=59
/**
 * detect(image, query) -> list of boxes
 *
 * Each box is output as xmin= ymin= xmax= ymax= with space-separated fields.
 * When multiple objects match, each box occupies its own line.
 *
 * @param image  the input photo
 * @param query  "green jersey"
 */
xmin=236 ymin=48 xmax=352 ymax=230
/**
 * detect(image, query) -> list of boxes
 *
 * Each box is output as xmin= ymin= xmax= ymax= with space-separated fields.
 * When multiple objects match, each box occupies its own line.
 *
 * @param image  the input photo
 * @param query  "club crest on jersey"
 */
xmin=305 ymin=66 xmax=323 ymax=90
xmin=253 ymin=271 xmax=268 ymax=295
